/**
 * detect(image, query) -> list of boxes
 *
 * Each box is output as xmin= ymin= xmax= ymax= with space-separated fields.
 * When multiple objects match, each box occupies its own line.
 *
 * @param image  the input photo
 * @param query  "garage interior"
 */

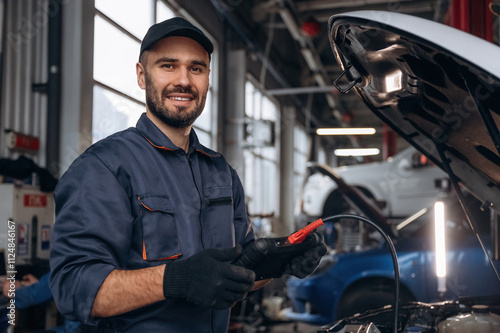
xmin=0 ymin=0 xmax=499 ymax=332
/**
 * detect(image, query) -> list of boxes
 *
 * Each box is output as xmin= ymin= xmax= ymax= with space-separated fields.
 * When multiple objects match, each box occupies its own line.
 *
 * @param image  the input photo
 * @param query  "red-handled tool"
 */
xmin=287 ymin=218 xmax=324 ymax=244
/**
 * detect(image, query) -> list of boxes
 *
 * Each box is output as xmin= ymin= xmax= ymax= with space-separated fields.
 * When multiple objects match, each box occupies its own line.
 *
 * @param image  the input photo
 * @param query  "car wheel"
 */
xmin=322 ymin=190 xmax=350 ymax=217
xmin=336 ymin=280 xmax=412 ymax=319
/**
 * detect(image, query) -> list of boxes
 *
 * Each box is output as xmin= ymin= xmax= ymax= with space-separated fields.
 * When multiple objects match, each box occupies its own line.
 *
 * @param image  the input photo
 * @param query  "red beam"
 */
xmin=449 ymin=0 xmax=493 ymax=42
xmin=382 ymin=123 xmax=397 ymax=160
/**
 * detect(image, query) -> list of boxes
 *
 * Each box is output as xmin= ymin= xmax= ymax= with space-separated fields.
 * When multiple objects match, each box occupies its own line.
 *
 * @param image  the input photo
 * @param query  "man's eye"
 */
xmin=192 ymin=67 xmax=201 ymax=72
xmin=162 ymin=64 xmax=173 ymax=69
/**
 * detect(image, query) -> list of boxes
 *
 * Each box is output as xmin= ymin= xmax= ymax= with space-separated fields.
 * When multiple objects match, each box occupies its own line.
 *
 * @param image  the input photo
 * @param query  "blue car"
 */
xmin=285 ymin=194 xmax=500 ymax=325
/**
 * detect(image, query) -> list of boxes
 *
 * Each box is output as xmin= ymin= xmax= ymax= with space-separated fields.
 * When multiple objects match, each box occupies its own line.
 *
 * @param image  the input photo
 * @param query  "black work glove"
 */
xmin=163 ymin=245 xmax=256 ymax=309
xmin=283 ymin=232 xmax=327 ymax=279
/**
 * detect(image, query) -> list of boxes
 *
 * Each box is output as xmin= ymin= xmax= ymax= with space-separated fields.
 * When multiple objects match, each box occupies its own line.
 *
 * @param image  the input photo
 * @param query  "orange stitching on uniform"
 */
xmin=142 ymin=133 xmax=219 ymax=156
xmin=142 ymin=243 xmax=181 ymax=261
xmin=140 ymin=202 xmax=181 ymax=261
xmin=195 ymin=149 xmax=220 ymax=157
xmin=142 ymin=134 xmax=174 ymax=151
xmin=138 ymin=196 xmax=154 ymax=211
xmin=156 ymin=254 xmax=182 ymax=260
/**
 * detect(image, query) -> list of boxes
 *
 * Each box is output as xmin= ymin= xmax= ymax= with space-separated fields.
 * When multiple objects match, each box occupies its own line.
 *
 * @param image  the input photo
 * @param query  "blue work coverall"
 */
xmin=49 ymin=113 xmax=254 ymax=332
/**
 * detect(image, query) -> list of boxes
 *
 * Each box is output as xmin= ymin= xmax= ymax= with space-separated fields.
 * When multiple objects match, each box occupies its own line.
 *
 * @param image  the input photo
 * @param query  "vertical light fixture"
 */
xmin=434 ymin=201 xmax=447 ymax=293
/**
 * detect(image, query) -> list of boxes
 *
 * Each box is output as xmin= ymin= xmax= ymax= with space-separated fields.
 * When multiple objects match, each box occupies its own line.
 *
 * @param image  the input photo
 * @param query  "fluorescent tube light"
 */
xmin=434 ymin=201 xmax=447 ymax=293
xmin=334 ymin=148 xmax=380 ymax=156
xmin=316 ymin=128 xmax=376 ymax=135
xmin=396 ymin=208 xmax=428 ymax=231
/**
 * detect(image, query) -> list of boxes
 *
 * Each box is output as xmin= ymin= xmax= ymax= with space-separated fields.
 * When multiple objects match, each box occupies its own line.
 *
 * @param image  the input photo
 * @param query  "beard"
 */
xmin=144 ymin=72 xmax=207 ymax=129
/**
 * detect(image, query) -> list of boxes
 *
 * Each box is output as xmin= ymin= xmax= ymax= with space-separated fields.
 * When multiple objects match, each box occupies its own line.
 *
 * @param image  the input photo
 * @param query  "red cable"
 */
xmin=287 ymin=218 xmax=324 ymax=244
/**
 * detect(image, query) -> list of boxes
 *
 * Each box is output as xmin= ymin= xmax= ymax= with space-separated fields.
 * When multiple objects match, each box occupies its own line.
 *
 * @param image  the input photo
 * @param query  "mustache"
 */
xmin=161 ymin=87 xmax=198 ymax=100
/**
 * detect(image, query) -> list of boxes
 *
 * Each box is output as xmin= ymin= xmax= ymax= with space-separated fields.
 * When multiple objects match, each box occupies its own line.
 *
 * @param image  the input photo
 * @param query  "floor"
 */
xmin=267 ymin=321 xmax=321 ymax=333
xmin=229 ymin=320 xmax=321 ymax=333
xmin=229 ymin=280 xmax=324 ymax=333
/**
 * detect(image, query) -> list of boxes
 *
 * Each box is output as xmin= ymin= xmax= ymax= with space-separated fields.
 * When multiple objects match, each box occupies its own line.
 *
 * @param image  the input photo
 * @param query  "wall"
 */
xmin=0 ymin=0 xmax=49 ymax=167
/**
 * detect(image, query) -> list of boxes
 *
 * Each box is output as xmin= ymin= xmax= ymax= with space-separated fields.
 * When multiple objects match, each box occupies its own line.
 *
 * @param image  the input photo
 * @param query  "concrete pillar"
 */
xmin=222 ymin=49 xmax=246 ymax=177
xmin=58 ymin=0 xmax=94 ymax=176
xmin=278 ymin=106 xmax=295 ymax=235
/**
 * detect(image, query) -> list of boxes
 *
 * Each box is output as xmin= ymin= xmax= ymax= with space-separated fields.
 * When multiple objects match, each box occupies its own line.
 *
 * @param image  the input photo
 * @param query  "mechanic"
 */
xmin=49 ymin=17 xmax=326 ymax=332
xmin=1 ymin=273 xmax=80 ymax=333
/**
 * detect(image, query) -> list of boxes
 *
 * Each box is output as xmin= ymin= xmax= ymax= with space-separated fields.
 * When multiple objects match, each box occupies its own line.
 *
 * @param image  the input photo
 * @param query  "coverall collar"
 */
xmin=136 ymin=113 xmax=219 ymax=157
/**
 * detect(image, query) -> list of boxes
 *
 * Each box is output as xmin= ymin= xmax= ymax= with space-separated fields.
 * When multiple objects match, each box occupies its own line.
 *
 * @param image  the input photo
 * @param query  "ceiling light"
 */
xmin=316 ymin=128 xmax=376 ymax=135
xmin=334 ymin=148 xmax=380 ymax=156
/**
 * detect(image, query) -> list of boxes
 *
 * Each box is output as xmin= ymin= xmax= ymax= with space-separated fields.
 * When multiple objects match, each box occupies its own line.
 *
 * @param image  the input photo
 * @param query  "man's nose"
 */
xmin=173 ymin=67 xmax=191 ymax=87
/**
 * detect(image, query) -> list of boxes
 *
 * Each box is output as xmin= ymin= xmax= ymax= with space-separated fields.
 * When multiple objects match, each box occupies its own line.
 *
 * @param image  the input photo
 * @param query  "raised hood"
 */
xmin=328 ymin=11 xmax=500 ymax=214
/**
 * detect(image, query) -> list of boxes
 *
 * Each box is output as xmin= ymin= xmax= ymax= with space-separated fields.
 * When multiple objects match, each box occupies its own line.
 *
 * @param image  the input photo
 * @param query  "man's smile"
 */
xmin=169 ymin=96 xmax=192 ymax=101
xmin=165 ymin=92 xmax=196 ymax=105
xmin=162 ymin=93 xmax=195 ymax=109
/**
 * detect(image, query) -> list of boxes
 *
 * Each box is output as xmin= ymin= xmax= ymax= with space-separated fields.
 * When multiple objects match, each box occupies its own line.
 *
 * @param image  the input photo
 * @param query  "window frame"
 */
xmin=243 ymin=76 xmax=280 ymax=217
xmin=91 ymin=1 xmax=218 ymax=148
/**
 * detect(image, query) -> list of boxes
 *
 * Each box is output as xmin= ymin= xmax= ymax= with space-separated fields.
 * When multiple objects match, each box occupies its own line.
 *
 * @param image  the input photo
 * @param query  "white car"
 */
xmin=302 ymin=146 xmax=448 ymax=220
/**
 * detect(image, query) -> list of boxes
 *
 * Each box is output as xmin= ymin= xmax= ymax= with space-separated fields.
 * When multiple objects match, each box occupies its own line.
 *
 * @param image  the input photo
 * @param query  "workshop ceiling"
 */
xmin=212 ymin=0 xmax=451 ymax=162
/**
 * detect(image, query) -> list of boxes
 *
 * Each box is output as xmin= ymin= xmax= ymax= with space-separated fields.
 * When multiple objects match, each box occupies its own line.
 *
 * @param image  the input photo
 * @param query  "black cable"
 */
xmin=321 ymin=214 xmax=400 ymax=333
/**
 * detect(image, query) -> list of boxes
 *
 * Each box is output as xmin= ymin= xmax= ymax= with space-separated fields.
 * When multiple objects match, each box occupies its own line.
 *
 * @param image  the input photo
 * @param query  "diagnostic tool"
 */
xmin=233 ymin=219 xmax=324 ymax=280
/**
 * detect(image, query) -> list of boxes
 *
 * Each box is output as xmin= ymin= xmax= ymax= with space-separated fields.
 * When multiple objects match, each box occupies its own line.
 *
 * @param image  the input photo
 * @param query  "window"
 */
xmin=92 ymin=1 xmax=217 ymax=147
xmin=95 ymin=0 xmax=153 ymax=39
xmin=318 ymin=146 xmax=326 ymax=164
xmin=293 ymin=124 xmax=310 ymax=210
xmin=93 ymin=86 xmax=144 ymax=142
xmin=244 ymin=80 xmax=279 ymax=216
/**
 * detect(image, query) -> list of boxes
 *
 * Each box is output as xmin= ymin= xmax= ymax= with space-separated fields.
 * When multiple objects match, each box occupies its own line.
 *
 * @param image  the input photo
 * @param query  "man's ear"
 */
xmin=136 ymin=62 xmax=146 ymax=90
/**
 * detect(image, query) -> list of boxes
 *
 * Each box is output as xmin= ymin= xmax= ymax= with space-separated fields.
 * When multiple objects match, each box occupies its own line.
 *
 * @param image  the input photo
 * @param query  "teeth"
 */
xmin=170 ymin=97 xmax=191 ymax=101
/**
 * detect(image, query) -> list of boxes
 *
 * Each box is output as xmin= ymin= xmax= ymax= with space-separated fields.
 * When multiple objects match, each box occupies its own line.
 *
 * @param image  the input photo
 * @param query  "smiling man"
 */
xmin=49 ymin=18 xmax=257 ymax=333
xmin=138 ymin=35 xmax=210 ymax=145
xmin=49 ymin=17 xmax=325 ymax=333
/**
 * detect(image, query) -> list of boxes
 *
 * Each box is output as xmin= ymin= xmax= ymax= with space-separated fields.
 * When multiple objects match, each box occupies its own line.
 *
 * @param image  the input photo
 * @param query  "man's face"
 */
xmin=137 ymin=36 xmax=210 ymax=129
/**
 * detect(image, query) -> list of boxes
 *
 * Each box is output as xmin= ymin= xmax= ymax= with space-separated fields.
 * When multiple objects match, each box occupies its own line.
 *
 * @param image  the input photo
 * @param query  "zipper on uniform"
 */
xmin=188 ymin=153 xmax=214 ymax=333
xmin=187 ymin=153 xmax=205 ymax=249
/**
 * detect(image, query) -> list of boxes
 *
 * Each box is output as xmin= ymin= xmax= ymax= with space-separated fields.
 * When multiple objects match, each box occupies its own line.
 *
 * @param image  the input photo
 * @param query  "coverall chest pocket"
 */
xmin=203 ymin=187 xmax=235 ymax=248
xmin=138 ymin=195 xmax=181 ymax=261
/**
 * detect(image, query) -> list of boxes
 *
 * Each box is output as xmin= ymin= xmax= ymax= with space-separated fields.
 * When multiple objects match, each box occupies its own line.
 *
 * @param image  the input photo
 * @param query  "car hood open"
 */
xmin=328 ymin=11 xmax=500 ymax=215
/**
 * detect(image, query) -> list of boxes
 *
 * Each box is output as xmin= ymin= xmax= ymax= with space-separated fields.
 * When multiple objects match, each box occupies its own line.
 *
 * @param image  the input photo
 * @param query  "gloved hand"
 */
xmin=163 ymin=245 xmax=256 ymax=309
xmin=284 ymin=232 xmax=327 ymax=279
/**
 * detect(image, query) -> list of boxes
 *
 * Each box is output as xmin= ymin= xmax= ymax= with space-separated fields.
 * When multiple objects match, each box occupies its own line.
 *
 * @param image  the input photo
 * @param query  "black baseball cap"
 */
xmin=139 ymin=17 xmax=214 ymax=60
